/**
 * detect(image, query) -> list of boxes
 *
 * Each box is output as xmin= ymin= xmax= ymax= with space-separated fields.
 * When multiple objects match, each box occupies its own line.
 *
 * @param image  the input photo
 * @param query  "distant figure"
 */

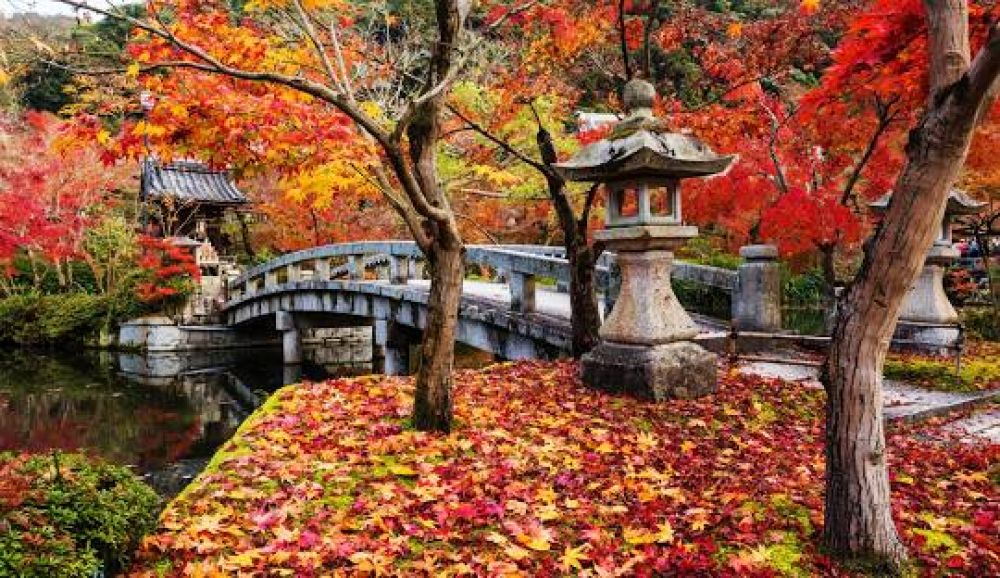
xmin=955 ymin=238 xmax=969 ymax=256
xmin=968 ymin=239 xmax=981 ymax=258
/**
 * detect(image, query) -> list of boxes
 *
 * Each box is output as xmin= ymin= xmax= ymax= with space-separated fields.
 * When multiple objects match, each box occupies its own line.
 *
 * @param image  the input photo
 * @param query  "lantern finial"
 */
xmin=623 ymin=79 xmax=656 ymax=118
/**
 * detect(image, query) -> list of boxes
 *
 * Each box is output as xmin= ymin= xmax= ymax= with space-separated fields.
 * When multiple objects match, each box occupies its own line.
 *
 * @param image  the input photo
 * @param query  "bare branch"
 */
xmin=447 ymin=104 xmax=549 ymax=173
xmin=618 ymin=0 xmax=632 ymax=80
xmin=580 ymin=182 xmax=602 ymax=226
xmin=289 ymin=0 xmax=343 ymax=91
xmin=839 ymin=94 xmax=901 ymax=208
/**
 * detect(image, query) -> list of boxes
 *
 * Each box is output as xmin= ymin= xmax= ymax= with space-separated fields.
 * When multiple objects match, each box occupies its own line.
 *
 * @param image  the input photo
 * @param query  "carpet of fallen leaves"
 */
xmin=130 ymin=362 xmax=998 ymax=577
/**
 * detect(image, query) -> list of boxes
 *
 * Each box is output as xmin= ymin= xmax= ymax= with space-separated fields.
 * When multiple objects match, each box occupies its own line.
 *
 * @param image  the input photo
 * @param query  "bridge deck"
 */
xmin=403 ymin=279 xmax=725 ymax=333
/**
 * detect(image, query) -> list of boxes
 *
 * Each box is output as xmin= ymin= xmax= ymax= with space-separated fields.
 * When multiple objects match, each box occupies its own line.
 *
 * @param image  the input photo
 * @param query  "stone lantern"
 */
xmin=555 ymin=79 xmax=734 ymax=400
xmin=870 ymin=189 xmax=986 ymax=349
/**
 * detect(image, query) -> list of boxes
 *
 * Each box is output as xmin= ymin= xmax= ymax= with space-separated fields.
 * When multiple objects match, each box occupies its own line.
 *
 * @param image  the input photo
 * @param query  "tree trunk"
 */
xmin=820 ymin=244 xmax=838 ymax=334
xmin=566 ymin=229 xmax=601 ymax=357
xmin=823 ymin=2 xmax=999 ymax=568
xmin=412 ymin=235 xmax=464 ymax=433
xmin=239 ymin=212 xmax=256 ymax=261
xmin=542 ymin=139 xmax=601 ymax=356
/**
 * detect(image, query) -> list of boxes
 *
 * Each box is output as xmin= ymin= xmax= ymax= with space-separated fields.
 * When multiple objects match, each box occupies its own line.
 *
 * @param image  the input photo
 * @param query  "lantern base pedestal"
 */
xmin=581 ymin=341 xmax=717 ymax=401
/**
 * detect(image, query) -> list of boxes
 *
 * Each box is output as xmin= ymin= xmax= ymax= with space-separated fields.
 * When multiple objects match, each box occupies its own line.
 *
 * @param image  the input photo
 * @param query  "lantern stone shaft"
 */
xmin=555 ymin=79 xmax=734 ymax=401
xmin=870 ymin=190 xmax=986 ymax=352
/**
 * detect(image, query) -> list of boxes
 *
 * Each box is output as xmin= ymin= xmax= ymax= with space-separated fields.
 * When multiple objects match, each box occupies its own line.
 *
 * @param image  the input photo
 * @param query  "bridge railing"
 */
xmin=227 ymin=241 xmax=739 ymax=320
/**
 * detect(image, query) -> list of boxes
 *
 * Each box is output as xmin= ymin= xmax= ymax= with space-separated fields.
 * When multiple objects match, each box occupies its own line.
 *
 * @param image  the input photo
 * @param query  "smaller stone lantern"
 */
xmin=870 ymin=189 xmax=986 ymax=349
xmin=555 ymin=79 xmax=734 ymax=400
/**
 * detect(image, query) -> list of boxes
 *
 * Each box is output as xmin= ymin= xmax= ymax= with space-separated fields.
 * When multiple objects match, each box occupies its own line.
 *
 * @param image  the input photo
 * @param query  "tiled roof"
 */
xmin=141 ymin=159 xmax=249 ymax=205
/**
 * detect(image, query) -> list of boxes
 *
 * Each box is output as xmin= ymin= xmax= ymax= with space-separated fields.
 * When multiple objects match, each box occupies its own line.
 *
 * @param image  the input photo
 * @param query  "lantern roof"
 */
xmin=554 ymin=79 xmax=735 ymax=182
xmin=870 ymin=189 xmax=987 ymax=216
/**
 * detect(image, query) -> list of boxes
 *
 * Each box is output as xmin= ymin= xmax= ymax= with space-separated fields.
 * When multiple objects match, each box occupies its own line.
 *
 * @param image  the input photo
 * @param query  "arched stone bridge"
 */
xmin=223 ymin=241 xmax=738 ymax=368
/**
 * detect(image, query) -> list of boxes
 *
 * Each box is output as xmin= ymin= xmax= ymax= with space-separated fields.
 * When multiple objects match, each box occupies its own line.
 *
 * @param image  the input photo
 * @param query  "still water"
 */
xmin=0 ymin=337 xmax=374 ymax=495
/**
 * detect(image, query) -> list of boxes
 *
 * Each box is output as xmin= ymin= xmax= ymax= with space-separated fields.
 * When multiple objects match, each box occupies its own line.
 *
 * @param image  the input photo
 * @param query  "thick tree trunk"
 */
xmin=823 ymin=2 xmax=999 ymax=568
xmin=412 ymin=236 xmax=464 ymax=433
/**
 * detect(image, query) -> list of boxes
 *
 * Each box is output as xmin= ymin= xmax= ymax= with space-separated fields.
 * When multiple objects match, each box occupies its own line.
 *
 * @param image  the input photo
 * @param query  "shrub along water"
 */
xmin=0 ymin=291 xmax=147 ymax=347
xmin=0 ymin=452 xmax=160 ymax=577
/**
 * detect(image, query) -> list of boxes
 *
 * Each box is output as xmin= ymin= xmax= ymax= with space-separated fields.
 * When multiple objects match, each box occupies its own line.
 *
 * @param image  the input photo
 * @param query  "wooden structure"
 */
xmin=141 ymin=159 xmax=250 ymax=254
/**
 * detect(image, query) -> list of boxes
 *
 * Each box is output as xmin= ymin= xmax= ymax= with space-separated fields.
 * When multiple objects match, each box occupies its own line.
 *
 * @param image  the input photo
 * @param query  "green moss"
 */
xmin=633 ymin=418 xmax=654 ymax=432
xmin=883 ymin=357 xmax=999 ymax=393
xmin=769 ymin=493 xmax=812 ymax=534
xmin=727 ymin=533 xmax=809 ymax=577
xmin=912 ymin=514 xmax=964 ymax=558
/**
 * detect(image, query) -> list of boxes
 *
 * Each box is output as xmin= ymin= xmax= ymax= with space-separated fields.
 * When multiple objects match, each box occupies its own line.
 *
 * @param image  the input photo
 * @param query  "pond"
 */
xmin=0 ymin=337 xmax=374 ymax=496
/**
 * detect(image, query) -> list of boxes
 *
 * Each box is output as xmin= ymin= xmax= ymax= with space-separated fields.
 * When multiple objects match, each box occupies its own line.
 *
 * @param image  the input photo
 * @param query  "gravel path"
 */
xmin=737 ymin=361 xmax=999 ymax=444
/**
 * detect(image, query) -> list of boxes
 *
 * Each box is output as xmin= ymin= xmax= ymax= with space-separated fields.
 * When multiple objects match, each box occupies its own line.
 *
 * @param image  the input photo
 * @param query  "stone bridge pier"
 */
xmin=271 ymin=308 xmax=420 ymax=376
xmin=373 ymin=320 xmax=419 ymax=376
xmin=275 ymin=310 xmax=304 ymax=365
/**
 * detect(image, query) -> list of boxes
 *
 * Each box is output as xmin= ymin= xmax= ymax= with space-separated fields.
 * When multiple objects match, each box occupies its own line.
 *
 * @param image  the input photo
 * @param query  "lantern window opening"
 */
xmin=605 ymin=178 xmax=682 ymax=228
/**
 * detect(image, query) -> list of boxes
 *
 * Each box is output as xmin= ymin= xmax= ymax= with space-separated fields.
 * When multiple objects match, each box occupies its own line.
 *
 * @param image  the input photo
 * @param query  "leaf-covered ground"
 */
xmin=131 ymin=362 xmax=998 ymax=577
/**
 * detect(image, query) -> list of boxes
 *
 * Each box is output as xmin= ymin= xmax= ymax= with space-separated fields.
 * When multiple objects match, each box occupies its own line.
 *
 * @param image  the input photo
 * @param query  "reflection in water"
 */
xmin=0 ymin=339 xmax=373 ymax=496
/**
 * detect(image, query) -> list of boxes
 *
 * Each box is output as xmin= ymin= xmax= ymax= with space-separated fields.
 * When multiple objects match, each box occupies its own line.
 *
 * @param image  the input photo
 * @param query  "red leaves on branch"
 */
xmin=0 ymin=112 xmax=125 ymax=273
xmin=134 ymin=235 xmax=200 ymax=304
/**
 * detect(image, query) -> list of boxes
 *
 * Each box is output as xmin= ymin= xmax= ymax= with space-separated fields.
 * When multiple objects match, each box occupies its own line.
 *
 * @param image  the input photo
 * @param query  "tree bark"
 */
xmin=538 ymin=122 xmax=601 ymax=356
xmin=412 ymin=236 xmax=464 ymax=433
xmin=822 ymin=2 xmax=999 ymax=568
xmin=238 ymin=212 xmax=256 ymax=261
xmin=566 ymin=237 xmax=601 ymax=356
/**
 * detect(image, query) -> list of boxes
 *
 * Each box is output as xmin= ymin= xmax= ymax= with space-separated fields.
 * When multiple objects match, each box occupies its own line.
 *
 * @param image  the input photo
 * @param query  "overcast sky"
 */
xmin=1 ymin=0 xmax=112 ymax=17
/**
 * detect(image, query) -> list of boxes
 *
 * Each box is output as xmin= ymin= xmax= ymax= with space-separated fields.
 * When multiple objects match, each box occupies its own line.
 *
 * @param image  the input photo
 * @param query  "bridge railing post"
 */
xmin=314 ymin=258 xmax=331 ymax=282
xmin=408 ymin=258 xmax=422 ymax=280
xmin=348 ymin=255 xmax=363 ymax=281
xmin=390 ymin=255 xmax=409 ymax=285
xmin=510 ymin=271 xmax=536 ymax=314
xmin=732 ymin=245 xmax=782 ymax=332
xmin=265 ymin=269 xmax=279 ymax=288
xmin=286 ymin=263 xmax=301 ymax=283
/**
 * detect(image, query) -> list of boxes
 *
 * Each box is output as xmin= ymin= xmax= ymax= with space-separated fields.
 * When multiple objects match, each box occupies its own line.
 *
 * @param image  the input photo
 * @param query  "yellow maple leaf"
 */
xmin=680 ymin=440 xmax=696 ymax=454
xmin=388 ymin=464 xmax=418 ymax=477
xmin=955 ymin=471 xmax=987 ymax=483
xmin=726 ymin=22 xmax=743 ymax=39
xmin=559 ymin=545 xmax=590 ymax=571
xmin=269 ymin=551 xmax=293 ymax=565
xmin=517 ymin=532 xmax=551 ymax=551
xmin=655 ymin=521 xmax=675 ymax=544
xmin=595 ymin=441 xmax=615 ymax=453
xmin=801 ymin=0 xmax=820 ymax=14
xmin=623 ymin=526 xmax=656 ymax=545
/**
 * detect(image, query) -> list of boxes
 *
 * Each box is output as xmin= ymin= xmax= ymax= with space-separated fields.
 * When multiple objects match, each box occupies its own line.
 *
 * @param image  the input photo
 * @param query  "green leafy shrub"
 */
xmin=0 ymin=452 xmax=160 ymax=577
xmin=0 ymin=290 xmax=150 ymax=346
xmin=962 ymin=306 xmax=999 ymax=341
xmin=677 ymin=237 xmax=741 ymax=270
